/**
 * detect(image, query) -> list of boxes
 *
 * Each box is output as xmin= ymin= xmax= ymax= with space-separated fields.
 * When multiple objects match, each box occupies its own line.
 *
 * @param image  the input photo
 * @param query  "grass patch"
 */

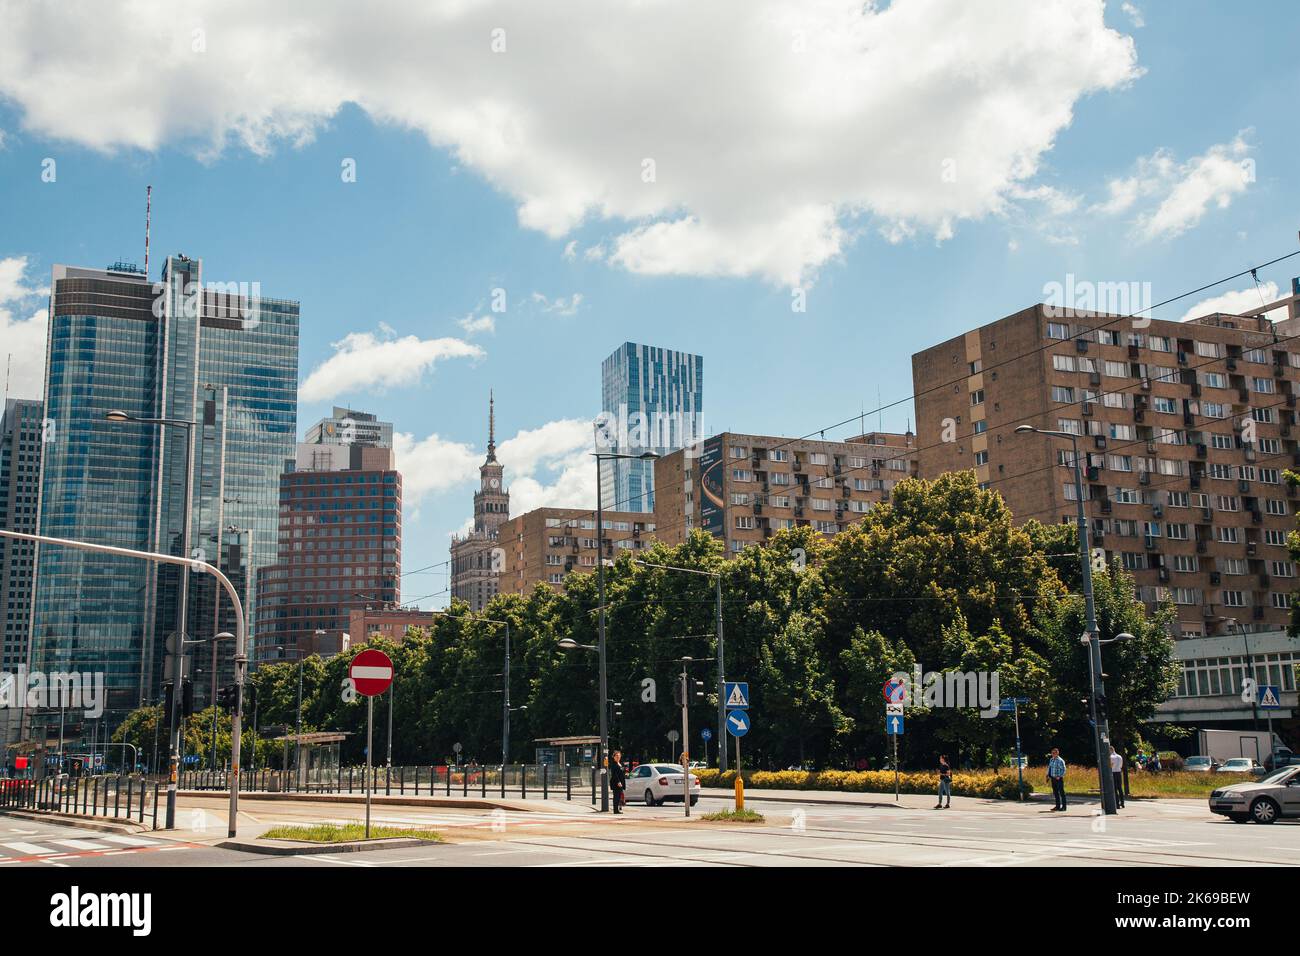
xmin=1047 ymin=766 xmax=1224 ymax=800
xmin=701 ymin=808 xmax=766 ymax=823
xmin=260 ymin=823 xmax=442 ymax=843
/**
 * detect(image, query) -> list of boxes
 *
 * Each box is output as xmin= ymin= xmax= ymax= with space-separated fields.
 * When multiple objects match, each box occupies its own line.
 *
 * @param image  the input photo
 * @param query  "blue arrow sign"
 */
xmin=701 ymin=727 xmax=713 ymax=741
xmin=887 ymin=714 xmax=904 ymax=735
xmin=726 ymin=709 xmax=750 ymax=737
xmin=724 ymin=682 xmax=749 ymax=709
xmin=1259 ymin=685 xmax=1282 ymax=709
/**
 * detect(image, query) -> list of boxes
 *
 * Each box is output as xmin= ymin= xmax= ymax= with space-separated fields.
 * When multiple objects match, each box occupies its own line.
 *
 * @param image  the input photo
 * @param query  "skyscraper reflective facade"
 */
xmin=29 ymin=256 xmax=298 ymax=738
xmin=599 ymin=343 xmax=703 ymax=513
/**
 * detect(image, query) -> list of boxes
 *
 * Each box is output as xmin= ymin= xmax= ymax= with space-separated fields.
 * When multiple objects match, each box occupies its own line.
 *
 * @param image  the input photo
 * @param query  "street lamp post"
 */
xmin=633 ymin=560 xmax=728 ymax=771
xmin=1016 ymin=424 xmax=1118 ymax=814
xmin=593 ymin=443 xmax=660 ymax=811
xmin=1215 ymin=617 xmax=1258 ymax=730
xmin=106 ymin=410 xmax=196 ymax=830
xmin=1 ymin=529 xmax=247 ymax=836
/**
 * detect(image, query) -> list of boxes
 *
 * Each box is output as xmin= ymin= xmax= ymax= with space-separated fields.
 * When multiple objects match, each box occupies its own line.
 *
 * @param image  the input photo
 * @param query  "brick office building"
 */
xmin=912 ymin=298 xmax=1300 ymax=639
xmin=652 ymin=431 xmax=919 ymax=553
xmin=496 ymin=507 xmax=654 ymax=597
xmin=255 ymin=440 xmax=401 ymax=663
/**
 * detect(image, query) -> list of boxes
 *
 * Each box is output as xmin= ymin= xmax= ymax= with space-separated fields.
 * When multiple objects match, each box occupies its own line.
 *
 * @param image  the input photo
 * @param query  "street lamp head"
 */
xmin=1115 ymin=632 xmax=1136 ymax=642
xmin=215 ymin=631 xmax=235 ymax=642
xmin=104 ymin=409 xmax=132 ymax=423
xmin=636 ymin=451 xmax=660 ymax=461
xmin=557 ymin=638 xmax=579 ymax=651
xmin=1014 ymin=425 xmax=1037 ymax=434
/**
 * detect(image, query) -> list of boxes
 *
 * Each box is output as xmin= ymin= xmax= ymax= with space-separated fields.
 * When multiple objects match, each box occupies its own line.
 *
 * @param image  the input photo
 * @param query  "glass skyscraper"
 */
xmin=599 ymin=343 xmax=703 ymax=513
xmin=29 ymin=256 xmax=299 ymax=740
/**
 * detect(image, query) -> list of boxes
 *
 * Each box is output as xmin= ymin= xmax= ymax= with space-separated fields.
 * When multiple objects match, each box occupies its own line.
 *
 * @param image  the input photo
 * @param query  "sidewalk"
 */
xmin=698 ymin=786 xmax=1206 ymax=819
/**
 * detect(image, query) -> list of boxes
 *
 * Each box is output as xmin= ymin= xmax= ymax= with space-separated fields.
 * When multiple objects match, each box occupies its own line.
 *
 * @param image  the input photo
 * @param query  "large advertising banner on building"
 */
xmin=699 ymin=435 xmax=725 ymax=538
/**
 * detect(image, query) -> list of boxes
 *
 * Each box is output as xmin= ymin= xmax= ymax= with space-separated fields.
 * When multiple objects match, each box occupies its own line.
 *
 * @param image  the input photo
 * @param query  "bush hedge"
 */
xmin=695 ymin=768 xmax=1030 ymax=800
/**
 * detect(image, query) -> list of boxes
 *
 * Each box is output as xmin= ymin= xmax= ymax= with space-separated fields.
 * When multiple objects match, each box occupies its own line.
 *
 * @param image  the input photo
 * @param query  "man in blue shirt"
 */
xmin=1047 ymin=748 xmax=1068 ymax=811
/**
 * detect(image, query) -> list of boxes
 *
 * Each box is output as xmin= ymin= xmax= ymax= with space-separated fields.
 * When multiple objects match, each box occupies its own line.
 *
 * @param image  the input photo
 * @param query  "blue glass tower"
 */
xmin=29 ymin=257 xmax=298 ymax=739
xmin=599 ymin=343 xmax=703 ymax=513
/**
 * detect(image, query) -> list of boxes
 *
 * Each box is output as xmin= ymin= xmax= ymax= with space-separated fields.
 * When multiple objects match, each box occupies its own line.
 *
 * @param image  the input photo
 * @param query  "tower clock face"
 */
xmin=489 ymin=477 xmax=500 ymax=488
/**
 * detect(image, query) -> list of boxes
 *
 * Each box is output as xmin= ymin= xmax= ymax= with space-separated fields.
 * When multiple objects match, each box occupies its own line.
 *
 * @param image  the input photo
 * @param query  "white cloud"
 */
xmin=1096 ymin=134 xmax=1255 ymax=240
xmin=458 ymin=314 xmax=495 ymax=336
xmin=0 ymin=256 xmax=48 ymax=400
xmin=562 ymin=240 xmax=578 ymax=261
xmin=0 ymin=0 xmax=1140 ymax=285
xmin=394 ymin=416 xmax=597 ymax=517
xmin=530 ymin=292 xmax=584 ymax=316
xmin=1121 ymin=2 xmax=1144 ymax=28
xmin=300 ymin=329 xmax=482 ymax=403
xmin=1179 ymin=282 xmax=1285 ymax=324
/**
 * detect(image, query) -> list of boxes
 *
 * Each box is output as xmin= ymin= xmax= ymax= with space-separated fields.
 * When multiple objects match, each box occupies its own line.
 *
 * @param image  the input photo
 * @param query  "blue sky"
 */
xmin=1 ymin=0 xmax=1297 ymax=607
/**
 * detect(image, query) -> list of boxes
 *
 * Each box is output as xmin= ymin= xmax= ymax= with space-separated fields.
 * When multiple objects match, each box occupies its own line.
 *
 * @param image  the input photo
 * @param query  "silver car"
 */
xmin=1209 ymin=766 xmax=1300 ymax=824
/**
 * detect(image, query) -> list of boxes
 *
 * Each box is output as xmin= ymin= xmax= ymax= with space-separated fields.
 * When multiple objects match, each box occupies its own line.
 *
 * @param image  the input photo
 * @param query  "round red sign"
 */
xmin=349 ymin=648 xmax=394 ymax=697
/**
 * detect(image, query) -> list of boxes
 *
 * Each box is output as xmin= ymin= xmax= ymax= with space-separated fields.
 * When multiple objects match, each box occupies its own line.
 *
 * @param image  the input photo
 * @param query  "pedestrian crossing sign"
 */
xmin=1259 ymin=685 xmax=1281 ymax=709
xmin=725 ymin=682 xmax=749 ymax=709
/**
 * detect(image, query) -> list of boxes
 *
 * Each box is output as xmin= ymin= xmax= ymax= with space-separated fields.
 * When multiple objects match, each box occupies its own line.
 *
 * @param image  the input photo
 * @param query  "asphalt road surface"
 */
xmin=4 ymin=792 xmax=1297 ymax=867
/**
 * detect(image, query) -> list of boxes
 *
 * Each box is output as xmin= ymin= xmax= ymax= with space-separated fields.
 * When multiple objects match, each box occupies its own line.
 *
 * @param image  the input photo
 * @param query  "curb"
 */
xmin=0 ymin=809 xmax=149 ymax=834
xmin=177 ymin=790 xmax=597 ymax=814
xmin=216 ymin=836 xmax=433 ymax=856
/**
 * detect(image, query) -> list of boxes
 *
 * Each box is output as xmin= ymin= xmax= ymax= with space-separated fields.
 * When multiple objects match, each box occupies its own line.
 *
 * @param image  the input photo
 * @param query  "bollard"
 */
xmin=139 ymin=780 xmax=146 ymax=823
xmin=591 ymin=765 xmax=596 ymax=806
xmin=126 ymin=779 xmax=133 ymax=819
xmin=567 ymin=766 xmax=573 ymax=801
xmin=463 ymin=768 xmax=468 ymax=798
xmin=153 ymin=783 xmax=160 ymax=830
xmin=445 ymin=766 xmax=451 ymax=797
xmin=521 ymin=766 xmax=527 ymax=801
xmin=400 ymin=766 xmax=405 ymax=795
xmin=735 ymin=775 xmax=744 ymax=811
xmin=114 ymin=776 xmax=121 ymax=818
xmin=93 ymin=777 xmax=99 ymax=816
xmin=543 ymin=764 xmax=549 ymax=801
xmin=501 ymin=764 xmax=506 ymax=800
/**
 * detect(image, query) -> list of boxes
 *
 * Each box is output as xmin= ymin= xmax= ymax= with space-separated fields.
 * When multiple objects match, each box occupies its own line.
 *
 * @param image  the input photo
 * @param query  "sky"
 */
xmin=1 ymin=0 xmax=1298 ymax=608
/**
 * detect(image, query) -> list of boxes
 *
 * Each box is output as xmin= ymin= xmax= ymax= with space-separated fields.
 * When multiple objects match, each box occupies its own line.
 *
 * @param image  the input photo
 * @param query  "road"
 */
xmin=4 ymin=791 xmax=1297 ymax=867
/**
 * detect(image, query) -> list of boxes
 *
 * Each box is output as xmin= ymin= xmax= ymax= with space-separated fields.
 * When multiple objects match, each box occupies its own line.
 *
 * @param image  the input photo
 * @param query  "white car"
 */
xmin=628 ymin=763 xmax=701 ymax=806
xmin=1215 ymin=757 xmax=1261 ymax=774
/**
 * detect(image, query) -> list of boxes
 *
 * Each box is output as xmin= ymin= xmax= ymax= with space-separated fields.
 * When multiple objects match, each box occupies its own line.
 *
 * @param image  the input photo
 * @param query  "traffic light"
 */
xmin=164 ymin=678 xmax=195 ymax=718
xmin=608 ymin=700 xmax=623 ymax=721
xmin=1096 ymin=694 xmax=1108 ymax=719
xmin=216 ymin=684 xmax=237 ymax=710
xmin=673 ymin=678 xmax=706 ymax=706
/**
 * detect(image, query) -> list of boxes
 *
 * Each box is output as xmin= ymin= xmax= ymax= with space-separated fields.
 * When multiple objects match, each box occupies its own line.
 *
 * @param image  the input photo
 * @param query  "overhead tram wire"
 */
xmin=511 ymin=247 xmax=1300 ymax=551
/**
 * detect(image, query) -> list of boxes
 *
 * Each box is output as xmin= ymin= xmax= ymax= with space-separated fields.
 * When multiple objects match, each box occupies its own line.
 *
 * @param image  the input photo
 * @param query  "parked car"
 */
xmin=626 ymin=763 xmax=701 ymax=806
xmin=1209 ymin=766 xmax=1300 ymax=824
xmin=1185 ymin=755 xmax=1218 ymax=772
xmin=1215 ymin=758 xmax=1261 ymax=774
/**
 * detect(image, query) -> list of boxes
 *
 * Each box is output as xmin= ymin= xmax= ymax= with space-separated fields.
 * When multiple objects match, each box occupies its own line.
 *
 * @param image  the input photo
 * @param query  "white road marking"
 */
xmin=100 ymin=835 xmax=158 ymax=847
xmin=50 ymin=839 xmax=109 ymax=850
xmin=2 ymin=842 xmax=55 ymax=855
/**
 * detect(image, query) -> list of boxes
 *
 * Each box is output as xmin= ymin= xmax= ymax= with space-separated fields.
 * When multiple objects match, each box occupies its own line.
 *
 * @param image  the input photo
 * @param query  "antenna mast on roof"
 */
xmin=144 ymin=185 xmax=152 ymax=280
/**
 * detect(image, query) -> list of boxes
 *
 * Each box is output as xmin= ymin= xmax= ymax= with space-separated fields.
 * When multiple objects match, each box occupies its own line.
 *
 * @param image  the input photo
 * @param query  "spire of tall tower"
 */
xmin=486 ymin=389 xmax=497 ymax=462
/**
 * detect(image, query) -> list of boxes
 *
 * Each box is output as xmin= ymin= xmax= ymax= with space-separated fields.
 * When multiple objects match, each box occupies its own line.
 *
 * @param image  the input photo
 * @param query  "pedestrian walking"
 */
xmin=1109 ymin=746 xmax=1125 ymax=809
xmin=934 ymin=754 xmax=952 ymax=809
xmin=609 ymin=749 xmax=627 ymax=814
xmin=1047 ymin=748 xmax=1068 ymax=811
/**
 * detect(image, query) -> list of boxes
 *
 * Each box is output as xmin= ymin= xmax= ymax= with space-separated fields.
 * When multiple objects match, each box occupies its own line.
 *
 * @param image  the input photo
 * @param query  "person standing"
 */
xmin=1109 ymin=747 xmax=1125 ymax=809
xmin=609 ymin=749 xmax=627 ymax=814
xmin=934 ymin=755 xmax=953 ymax=809
xmin=1047 ymin=748 xmax=1068 ymax=811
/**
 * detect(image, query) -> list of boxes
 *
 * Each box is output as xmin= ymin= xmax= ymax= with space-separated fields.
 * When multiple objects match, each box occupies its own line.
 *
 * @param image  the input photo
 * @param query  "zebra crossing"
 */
xmin=0 ymin=827 xmax=193 ymax=865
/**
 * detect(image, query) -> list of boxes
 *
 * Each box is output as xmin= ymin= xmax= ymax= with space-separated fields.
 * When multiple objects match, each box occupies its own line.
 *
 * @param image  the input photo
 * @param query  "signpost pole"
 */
xmin=681 ymin=666 xmax=690 ymax=818
xmin=1014 ymin=699 xmax=1024 ymax=801
xmin=893 ymin=732 xmax=899 ymax=802
xmin=365 ymin=694 xmax=373 ymax=840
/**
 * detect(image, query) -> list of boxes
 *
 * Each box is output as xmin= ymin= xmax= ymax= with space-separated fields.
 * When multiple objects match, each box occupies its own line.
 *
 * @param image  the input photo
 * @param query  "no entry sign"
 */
xmin=349 ymin=649 xmax=394 ymax=697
